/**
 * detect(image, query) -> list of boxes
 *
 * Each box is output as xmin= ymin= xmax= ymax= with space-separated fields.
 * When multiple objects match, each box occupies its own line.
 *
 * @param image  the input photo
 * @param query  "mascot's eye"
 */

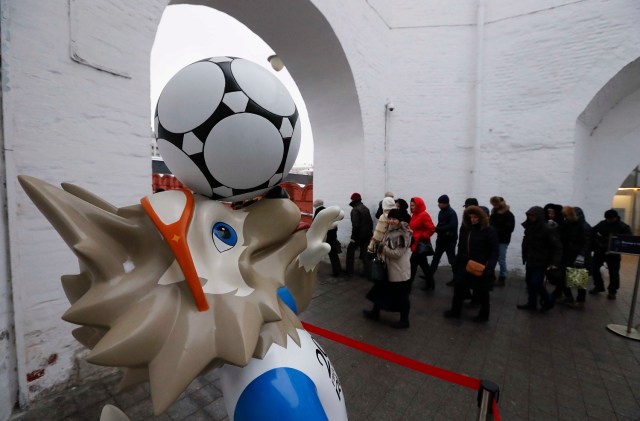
xmin=212 ymin=222 xmax=237 ymax=253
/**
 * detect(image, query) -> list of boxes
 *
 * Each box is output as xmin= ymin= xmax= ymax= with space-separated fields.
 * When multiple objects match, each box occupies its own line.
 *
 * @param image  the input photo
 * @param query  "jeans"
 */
xmin=592 ymin=251 xmax=621 ymax=294
xmin=525 ymin=266 xmax=552 ymax=309
xmin=497 ymin=243 xmax=509 ymax=278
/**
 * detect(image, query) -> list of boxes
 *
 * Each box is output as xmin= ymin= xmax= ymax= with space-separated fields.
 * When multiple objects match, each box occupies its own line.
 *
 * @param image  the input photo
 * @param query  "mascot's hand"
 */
xmin=298 ymin=206 xmax=344 ymax=271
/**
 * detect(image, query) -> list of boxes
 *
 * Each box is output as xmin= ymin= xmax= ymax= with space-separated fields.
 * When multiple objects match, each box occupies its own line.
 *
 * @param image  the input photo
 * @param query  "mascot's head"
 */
xmin=18 ymin=176 xmax=308 ymax=414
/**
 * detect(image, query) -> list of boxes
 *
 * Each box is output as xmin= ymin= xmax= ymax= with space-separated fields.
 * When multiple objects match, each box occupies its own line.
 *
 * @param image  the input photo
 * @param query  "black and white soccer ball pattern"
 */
xmin=155 ymin=57 xmax=300 ymax=202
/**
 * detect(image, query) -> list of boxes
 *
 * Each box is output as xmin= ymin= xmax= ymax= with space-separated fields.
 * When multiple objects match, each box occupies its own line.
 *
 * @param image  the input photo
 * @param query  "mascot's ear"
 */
xmin=242 ymin=186 xmax=300 ymax=248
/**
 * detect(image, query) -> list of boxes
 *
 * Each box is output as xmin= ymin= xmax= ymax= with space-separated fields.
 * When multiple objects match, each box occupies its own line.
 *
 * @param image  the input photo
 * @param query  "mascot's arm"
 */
xmin=298 ymin=206 xmax=344 ymax=270
xmin=285 ymin=206 xmax=344 ymax=313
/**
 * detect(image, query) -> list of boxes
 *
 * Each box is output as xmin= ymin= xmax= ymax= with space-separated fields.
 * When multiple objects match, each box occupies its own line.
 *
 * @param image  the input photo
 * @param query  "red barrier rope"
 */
xmin=301 ymin=321 xmax=481 ymax=390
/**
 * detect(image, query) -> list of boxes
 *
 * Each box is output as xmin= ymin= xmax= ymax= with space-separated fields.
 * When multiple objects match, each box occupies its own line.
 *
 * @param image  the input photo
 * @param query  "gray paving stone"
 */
xmin=164 ymin=396 xmax=200 ymax=420
xmin=9 ymin=257 xmax=640 ymax=420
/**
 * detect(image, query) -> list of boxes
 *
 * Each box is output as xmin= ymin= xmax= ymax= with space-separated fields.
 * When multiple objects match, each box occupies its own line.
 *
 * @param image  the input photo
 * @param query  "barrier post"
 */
xmin=606 ymin=235 xmax=640 ymax=341
xmin=477 ymin=379 xmax=499 ymax=421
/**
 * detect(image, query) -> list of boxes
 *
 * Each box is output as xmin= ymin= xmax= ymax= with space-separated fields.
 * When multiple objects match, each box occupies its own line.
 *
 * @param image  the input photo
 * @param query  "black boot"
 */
xmin=362 ymin=309 xmax=380 ymax=321
xmin=392 ymin=313 xmax=410 ymax=329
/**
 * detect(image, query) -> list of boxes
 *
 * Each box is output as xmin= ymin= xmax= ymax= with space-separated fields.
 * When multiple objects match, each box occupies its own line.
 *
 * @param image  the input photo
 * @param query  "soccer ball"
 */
xmin=154 ymin=57 xmax=301 ymax=202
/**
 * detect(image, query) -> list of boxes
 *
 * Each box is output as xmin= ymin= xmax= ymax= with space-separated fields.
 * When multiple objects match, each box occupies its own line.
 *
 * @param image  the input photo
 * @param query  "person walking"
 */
xmin=544 ymin=203 xmax=564 ymax=229
xmin=559 ymin=205 xmax=591 ymax=307
xmin=430 ymin=194 xmax=458 ymax=286
xmin=443 ymin=205 xmax=499 ymax=323
xmin=313 ymin=199 xmax=342 ymax=277
xmin=394 ymin=199 xmax=412 ymax=224
xmin=375 ymin=191 xmax=395 ymax=219
xmin=346 ymin=193 xmax=374 ymax=277
xmin=408 ymin=197 xmax=436 ymax=290
xmin=489 ymin=196 xmax=515 ymax=287
xmin=517 ymin=206 xmax=563 ymax=312
xmin=368 ymin=196 xmax=397 ymax=254
xmin=363 ymin=209 xmax=413 ymax=328
xmin=590 ymin=209 xmax=631 ymax=299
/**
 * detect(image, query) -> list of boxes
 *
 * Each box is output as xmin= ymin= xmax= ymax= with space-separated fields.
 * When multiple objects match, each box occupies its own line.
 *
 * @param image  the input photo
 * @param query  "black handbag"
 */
xmin=416 ymin=239 xmax=434 ymax=256
xmin=371 ymin=258 xmax=388 ymax=282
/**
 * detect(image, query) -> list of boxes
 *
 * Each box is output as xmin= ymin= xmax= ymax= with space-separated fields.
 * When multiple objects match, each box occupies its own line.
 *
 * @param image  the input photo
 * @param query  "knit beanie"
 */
xmin=604 ymin=209 xmax=619 ymax=219
xmin=350 ymin=192 xmax=362 ymax=201
xmin=382 ymin=197 xmax=396 ymax=210
xmin=464 ymin=198 xmax=479 ymax=208
xmin=438 ymin=194 xmax=450 ymax=204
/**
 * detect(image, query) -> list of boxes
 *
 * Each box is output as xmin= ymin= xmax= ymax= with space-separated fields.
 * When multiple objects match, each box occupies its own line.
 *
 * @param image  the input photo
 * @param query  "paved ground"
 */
xmin=9 ymin=255 xmax=640 ymax=420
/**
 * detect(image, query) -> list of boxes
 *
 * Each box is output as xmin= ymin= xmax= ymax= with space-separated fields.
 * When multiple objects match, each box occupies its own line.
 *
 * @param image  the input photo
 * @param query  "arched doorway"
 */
xmin=166 ymin=0 xmax=366 ymax=209
xmin=612 ymin=165 xmax=640 ymax=235
xmin=574 ymin=57 xmax=640 ymax=223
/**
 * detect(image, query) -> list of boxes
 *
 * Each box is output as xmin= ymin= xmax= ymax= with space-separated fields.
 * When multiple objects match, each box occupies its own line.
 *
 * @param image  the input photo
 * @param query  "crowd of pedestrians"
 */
xmin=312 ymin=192 xmax=632 ymax=329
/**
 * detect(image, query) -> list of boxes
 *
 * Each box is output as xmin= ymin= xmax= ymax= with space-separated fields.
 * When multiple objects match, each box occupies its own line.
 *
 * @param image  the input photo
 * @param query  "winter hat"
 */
xmin=604 ymin=209 xmax=619 ymax=219
xmin=395 ymin=198 xmax=409 ymax=211
xmin=382 ymin=197 xmax=396 ymax=210
xmin=464 ymin=198 xmax=479 ymax=208
xmin=489 ymin=196 xmax=504 ymax=205
xmin=438 ymin=194 xmax=450 ymax=204
xmin=350 ymin=192 xmax=362 ymax=201
xmin=387 ymin=209 xmax=402 ymax=220
xmin=313 ymin=199 xmax=324 ymax=207
xmin=385 ymin=191 xmax=394 ymax=198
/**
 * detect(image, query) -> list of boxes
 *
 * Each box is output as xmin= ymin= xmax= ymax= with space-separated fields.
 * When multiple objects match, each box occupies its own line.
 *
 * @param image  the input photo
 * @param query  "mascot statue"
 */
xmin=19 ymin=57 xmax=347 ymax=421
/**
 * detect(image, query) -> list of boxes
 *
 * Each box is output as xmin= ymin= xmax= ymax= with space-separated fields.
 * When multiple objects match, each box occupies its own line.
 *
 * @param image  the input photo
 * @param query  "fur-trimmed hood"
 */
xmin=462 ymin=205 xmax=490 ymax=228
xmin=489 ymin=196 xmax=510 ymax=214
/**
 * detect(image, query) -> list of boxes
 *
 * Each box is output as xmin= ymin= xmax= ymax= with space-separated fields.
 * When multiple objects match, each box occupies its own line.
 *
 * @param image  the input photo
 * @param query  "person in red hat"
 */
xmin=346 ymin=193 xmax=373 ymax=277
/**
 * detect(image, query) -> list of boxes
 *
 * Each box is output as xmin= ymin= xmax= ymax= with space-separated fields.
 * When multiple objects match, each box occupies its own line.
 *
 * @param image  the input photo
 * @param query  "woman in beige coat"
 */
xmin=363 ymin=209 xmax=413 ymax=328
xmin=367 ymin=196 xmax=397 ymax=253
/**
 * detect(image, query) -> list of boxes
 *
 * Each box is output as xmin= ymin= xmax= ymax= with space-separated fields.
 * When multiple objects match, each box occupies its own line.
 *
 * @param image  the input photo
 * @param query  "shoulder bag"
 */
xmin=464 ymin=231 xmax=485 ymax=276
xmin=465 ymin=260 xmax=485 ymax=277
xmin=371 ymin=257 xmax=388 ymax=283
xmin=416 ymin=239 xmax=434 ymax=256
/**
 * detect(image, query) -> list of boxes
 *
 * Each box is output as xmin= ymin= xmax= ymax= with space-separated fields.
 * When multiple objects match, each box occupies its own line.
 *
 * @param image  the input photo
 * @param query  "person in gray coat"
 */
xmin=363 ymin=209 xmax=413 ymax=328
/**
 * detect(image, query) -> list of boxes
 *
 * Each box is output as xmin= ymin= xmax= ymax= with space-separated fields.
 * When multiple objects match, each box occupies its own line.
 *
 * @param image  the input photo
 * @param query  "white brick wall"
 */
xmin=0 ymin=0 xmax=167 ymax=412
xmin=1 ymin=0 xmax=639 ymax=415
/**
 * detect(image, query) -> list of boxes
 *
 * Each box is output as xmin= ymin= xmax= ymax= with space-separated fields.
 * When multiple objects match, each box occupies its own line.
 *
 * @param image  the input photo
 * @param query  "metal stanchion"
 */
xmin=477 ymin=379 xmax=499 ymax=421
xmin=607 ymin=255 xmax=640 ymax=340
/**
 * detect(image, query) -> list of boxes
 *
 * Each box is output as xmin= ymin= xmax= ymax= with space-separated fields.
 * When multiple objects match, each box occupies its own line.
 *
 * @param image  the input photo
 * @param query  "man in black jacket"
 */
xmin=346 ymin=193 xmax=373 ymax=277
xmin=430 ymin=194 xmax=458 ymax=287
xmin=518 ymin=206 xmax=562 ymax=312
xmin=590 ymin=209 xmax=631 ymax=299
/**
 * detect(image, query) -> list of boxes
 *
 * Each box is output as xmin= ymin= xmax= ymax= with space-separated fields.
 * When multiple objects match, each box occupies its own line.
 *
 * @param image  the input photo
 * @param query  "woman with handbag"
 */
xmin=363 ymin=209 xmax=413 ymax=328
xmin=408 ymin=197 xmax=436 ymax=290
xmin=444 ymin=205 xmax=499 ymax=323
xmin=367 ymin=196 xmax=397 ymax=254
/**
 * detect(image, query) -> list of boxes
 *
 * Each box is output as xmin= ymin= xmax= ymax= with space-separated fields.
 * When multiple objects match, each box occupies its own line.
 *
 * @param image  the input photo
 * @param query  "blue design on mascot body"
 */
xmin=235 ymin=367 xmax=328 ymax=421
